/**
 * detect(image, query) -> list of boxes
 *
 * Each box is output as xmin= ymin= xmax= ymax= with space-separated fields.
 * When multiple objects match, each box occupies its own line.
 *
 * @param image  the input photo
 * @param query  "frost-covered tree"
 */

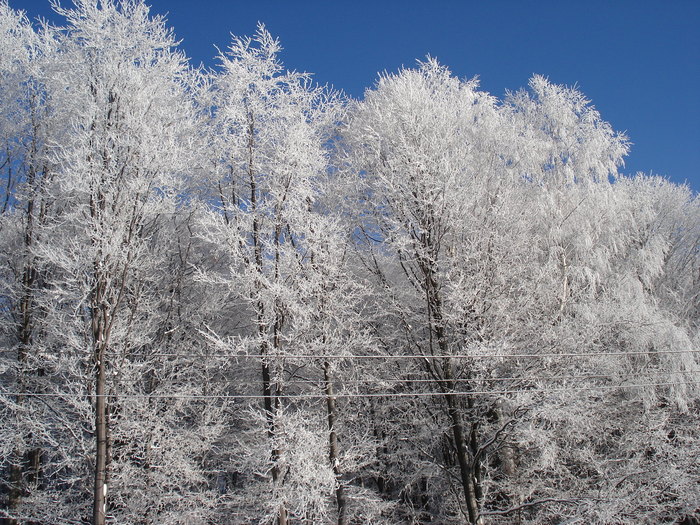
xmin=40 ymin=2 xmax=223 ymax=522
xmin=199 ymin=24 xmax=353 ymax=524
xmin=342 ymin=62 xmax=699 ymax=524
xmin=0 ymin=3 xmax=63 ymax=520
xmin=341 ymin=59 xmax=534 ymax=523
xmin=1 ymin=2 xmax=698 ymax=524
xmin=1 ymin=1 xmax=222 ymax=523
xmin=484 ymin=80 xmax=700 ymax=524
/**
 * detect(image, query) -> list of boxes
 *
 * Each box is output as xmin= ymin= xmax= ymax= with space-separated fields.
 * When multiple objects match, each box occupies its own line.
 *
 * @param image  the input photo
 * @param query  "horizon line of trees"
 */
xmin=1 ymin=1 xmax=698 ymax=524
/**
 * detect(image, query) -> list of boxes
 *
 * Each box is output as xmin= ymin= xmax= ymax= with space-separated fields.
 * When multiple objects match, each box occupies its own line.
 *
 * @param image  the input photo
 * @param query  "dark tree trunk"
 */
xmin=92 ymin=345 xmax=107 ymax=525
xmin=247 ymin=108 xmax=288 ymax=525
xmin=324 ymin=361 xmax=348 ymax=525
xmin=7 ymin=163 xmax=42 ymax=523
xmin=419 ymin=237 xmax=484 ymax=524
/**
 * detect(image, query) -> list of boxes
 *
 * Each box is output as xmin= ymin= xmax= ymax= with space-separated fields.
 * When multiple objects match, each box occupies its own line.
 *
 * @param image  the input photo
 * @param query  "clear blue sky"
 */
xmin=12 ymin=0 xmax=700 ymax=193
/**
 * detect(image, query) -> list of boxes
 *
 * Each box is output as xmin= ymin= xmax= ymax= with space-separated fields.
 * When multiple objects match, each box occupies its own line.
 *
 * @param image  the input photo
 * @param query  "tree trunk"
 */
xmin=261 ymin=345 xmax=288 ymax=525
xmin=7 ymin=186 xmax=40 ymax=523
xmin=422 ymin=248 xmax=484 ymax=524
xmin=7 ymin=462 xmax=21 ymax=525
xmin=445 ymin=391 xmax=482 ymax=524
xmin=247 ymin=107 xmax=288 ymax=525
xmin=90 ymin=268 xmax=109 ymax=525
xmin=93 ymin=342 xmax=108 ymax=525
xmin=324 ymin=361 xmax=348 ymax=525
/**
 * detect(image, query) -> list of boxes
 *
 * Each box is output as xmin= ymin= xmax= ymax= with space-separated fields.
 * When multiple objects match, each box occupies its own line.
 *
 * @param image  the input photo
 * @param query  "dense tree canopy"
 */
xmin=1 ymin=2 xmax=698 ymax=524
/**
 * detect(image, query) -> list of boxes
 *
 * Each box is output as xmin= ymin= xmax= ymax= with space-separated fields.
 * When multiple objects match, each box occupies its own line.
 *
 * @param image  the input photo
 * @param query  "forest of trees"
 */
xmin=0 ymin=1 xmax=698 ymax=524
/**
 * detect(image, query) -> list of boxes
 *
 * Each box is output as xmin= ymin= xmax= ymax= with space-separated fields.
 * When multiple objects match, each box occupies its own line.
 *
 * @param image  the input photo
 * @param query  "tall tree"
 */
xmin=342 ymin=59 xmax=528 ymax=523
xmin=7 ymin=1 xmax=214 ymax=522
xmin=201 ymin=24 xmax=344 ymax=524
xmin=0 ymin=4 xmax=63 ymax=520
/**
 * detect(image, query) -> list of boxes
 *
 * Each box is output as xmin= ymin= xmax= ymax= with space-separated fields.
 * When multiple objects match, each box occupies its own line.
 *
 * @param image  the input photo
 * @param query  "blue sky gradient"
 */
xmin=12 ymin=0 xmax=700 ymax=192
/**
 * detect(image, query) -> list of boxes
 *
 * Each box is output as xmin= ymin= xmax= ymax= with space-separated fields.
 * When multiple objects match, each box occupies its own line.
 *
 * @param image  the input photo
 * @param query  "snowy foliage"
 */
xmin=0 ymin=2 xmax=698 ymax=524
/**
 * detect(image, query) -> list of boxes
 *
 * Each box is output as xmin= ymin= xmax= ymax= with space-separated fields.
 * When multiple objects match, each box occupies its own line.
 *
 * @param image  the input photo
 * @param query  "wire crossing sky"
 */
xmin=11 ymin=0 xmax=700 ymax=192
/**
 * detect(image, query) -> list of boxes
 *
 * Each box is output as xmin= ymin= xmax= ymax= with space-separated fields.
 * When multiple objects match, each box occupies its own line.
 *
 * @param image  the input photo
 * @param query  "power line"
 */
xmin=3 ymin=380 xmax=699 ymax=400
xmin=3 ymin=348 xmax=698 ymax=359
xmin=105 ymin=349 xmax=700 ymax=359
xmin=97 ymin=369 xmax=700 ymax=386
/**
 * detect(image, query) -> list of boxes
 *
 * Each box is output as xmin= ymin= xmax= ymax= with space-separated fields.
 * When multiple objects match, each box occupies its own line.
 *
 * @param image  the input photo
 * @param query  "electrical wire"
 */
xmin=95 ymin=369 xmax=700 ymax=386
xmin=3 ymin=348 xmax=697 ymax=359
xmin=3 ymin=380 xmax=699 ymax=400
xmin=102 ymin=348 xmax=700 ymax=359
